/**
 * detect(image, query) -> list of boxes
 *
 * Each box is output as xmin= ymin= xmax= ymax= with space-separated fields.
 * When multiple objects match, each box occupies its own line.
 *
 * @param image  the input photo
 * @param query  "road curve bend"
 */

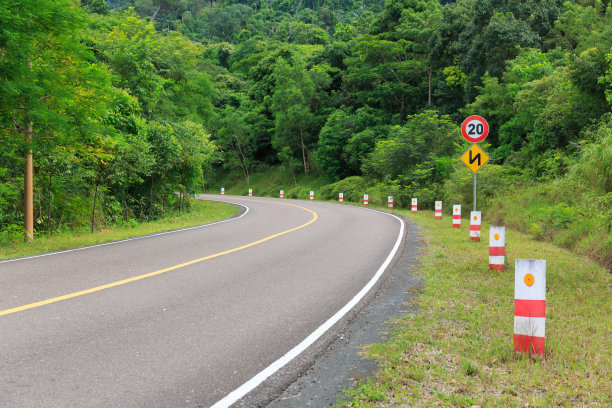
xmin=0 ymin=195 xmax=404 ymax=407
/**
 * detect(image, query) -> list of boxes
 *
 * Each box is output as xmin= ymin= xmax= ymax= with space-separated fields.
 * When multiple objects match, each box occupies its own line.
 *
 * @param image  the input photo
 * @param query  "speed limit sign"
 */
xmin=461 ymin=115 xmax=489 ymax=143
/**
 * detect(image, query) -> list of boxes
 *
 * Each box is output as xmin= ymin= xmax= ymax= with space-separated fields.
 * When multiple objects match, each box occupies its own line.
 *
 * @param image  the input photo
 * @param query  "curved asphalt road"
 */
xmin=0 ymin=195 xmax=404 ymax=407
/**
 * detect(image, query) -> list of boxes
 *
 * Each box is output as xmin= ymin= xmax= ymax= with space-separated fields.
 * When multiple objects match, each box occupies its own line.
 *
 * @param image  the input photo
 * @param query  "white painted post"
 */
xmin=435 ymin=201 xmax=442 ymax=219
xmin=470 ymin=211 xmax=481 ymax=241
xmin=489 ymin=227 xmax=505 ymax=270
xmin=514 ymin=259 xmax=546 ymax=356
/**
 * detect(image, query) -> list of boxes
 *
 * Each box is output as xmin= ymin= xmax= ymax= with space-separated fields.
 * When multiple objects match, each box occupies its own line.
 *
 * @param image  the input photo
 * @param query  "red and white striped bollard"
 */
xmin=339 ymin=192 xmax=343 ymax=202
xmin=489 ymin=227 xmax=505 ymax=270
xmin=435 ymin=201 xmax=442 ymax=219
xmin=452 ymin=205 xmax=461 ymax=227
xmin=363 ymin=194 xmax=368 ymax=205
xmin=470 ymin=211 xmax=481 ymax=241
xmin=221 ymin=187 xmax=225 ymax=195
xmin=310 ymin=191 xmax=314 ymax=201
xmin=388 ymin=196 xmax=393 ymax=209
xmin=514 ymin=259 xmax=546 ymax=356
xmin=280 ymin=190 xmax=284 ymax=198
xmin=248 ymin=188 xmax=252 ymax=197
xmin=411 ymin=198 xmax=417 ymax=214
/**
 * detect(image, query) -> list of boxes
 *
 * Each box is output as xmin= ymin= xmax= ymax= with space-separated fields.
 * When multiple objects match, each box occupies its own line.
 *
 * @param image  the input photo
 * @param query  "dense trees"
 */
xmin=1 ymin=0 xmax=611 ymax=241
xmin=0 ymin=3 xmax=216 ymax=241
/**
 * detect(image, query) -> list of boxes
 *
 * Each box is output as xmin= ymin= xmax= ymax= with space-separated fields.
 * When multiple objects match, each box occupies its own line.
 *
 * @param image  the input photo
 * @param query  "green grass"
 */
xmin=335 ymin=206 xmax=611 ymax=407
xmin=0 ymin=199 xmax=240 ymax=260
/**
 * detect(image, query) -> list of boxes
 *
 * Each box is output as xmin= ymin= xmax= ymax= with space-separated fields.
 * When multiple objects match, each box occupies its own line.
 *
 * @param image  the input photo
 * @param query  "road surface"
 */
xmin=0 ymin=195 xmax=404 ymax=407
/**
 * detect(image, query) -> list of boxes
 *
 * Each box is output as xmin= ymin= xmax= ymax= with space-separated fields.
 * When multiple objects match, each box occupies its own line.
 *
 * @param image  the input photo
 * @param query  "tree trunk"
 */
xmin=37 ymin=189 xmax=42 ymax=228
xmin=201 ymin=169 xmax=205 ymax=194
xmin=291 ymin=167 xmax=297 ymax=186
xmin=162 ymin=172 xmax=167 ymax=215
xmin=47 ymin=170 xmax=52 ymax=235
xmin=428 ymin=66 xmax=432 ymax=106
xmin=57 ymin=204 xmax=66 ymax=233
xmin=124 ymin=186 xmax=129 ymax=223
xmin=294 ymin=0 xmax=303 ymax=17
xmin=149 ymin=176 xmax=154 ymax=219
xmin=234 ymin=136 xmax=251 ymax=185
xmin=151 ymin=3 xmax=163 ymax=22
xmin=300 ymin=128 xmax=308 ymax=176
xmin=179 ymin=171 xmax=183 ymax=215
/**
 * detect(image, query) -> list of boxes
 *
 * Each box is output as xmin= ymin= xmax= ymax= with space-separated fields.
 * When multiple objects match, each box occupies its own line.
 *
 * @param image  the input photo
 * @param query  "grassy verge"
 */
xmin=0 ymin=199 xmax=240 ymax=260
xmin=336 ymin=207 xmax=611 ymax=407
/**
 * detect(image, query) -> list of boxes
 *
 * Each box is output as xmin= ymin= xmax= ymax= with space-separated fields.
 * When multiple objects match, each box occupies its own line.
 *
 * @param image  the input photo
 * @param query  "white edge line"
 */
xmin=211 ymin=208 xmax=405 ymax=408
xmin=0 ymin=200 xmax=249 ymax=265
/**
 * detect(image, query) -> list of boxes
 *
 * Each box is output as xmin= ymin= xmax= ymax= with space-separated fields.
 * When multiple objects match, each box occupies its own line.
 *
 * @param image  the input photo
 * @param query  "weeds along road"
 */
xmin=0 ymin=195 xmax=404 ymax=407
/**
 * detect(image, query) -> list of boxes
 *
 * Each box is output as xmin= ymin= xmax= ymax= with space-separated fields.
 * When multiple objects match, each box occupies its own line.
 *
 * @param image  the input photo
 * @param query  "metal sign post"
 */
xmin=473 ymin=173 xmax=477 ymax=211
xmin=461 ymin=116 xmax=490 ymax=211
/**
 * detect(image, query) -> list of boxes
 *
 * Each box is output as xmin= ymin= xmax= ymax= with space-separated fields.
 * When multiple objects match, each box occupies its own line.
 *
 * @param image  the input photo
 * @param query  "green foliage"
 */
xmin=603 ymin=48 xmax=612 ymax=108
xmin=319 ymin=176 xmax=373 ymax=202
xmin=82 ymin=0 xmax=109 ymax=14
xmin=314 ymin=108 xmax=355 ymax=180
xmin=444 ymin=164 xmax=526 ymax=210
xmin=569 ymin=114 xmax=612 ymax=194
xmin=271 ymin=55 xmax=318 ymax=175
xmin=91 ymin=10 xmax=214 ymax=121
xmin=192 ymin=4 xmax=254 ymax=43
xmin=344 ymin=35 xmax=428 ymax=118
xmin=362 ymin=110 xmax=459 ymax=181
xmin=215 ymin=105 xmax=258 ymax=183
xmin=334 ymin=22 xmax=355 ymax=41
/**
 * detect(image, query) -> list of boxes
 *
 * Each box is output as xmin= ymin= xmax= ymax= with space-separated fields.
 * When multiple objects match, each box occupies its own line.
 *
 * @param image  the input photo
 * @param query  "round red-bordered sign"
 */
xmin=461 ymin=115 xmax=489 ymax=143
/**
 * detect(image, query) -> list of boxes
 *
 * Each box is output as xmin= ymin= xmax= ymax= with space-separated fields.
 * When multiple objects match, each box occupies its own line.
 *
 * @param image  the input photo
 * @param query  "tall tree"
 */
xmin=216 ymin=106 xmax=258 ymax=184
xmin=0 ymin=0 xmax=114 ymax=240
xmin=271 ymin=56 xmax=317 ymax=175
xmin=430 ymin=0 xmax=567 ymax=101
xmin=90 ymin=10 xmax=214 ymax=123
xmin=315 ymin=108 xmax=355 ymax=180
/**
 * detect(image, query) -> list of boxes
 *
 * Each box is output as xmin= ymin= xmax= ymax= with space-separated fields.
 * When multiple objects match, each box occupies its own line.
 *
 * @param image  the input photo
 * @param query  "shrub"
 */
xmin=319 ymin=176 xmax=370 ymax=201
xmin=444 ymin=163 xmax=525 ymax=210
xmin=568 ymin=114 xmax=612 ymax=194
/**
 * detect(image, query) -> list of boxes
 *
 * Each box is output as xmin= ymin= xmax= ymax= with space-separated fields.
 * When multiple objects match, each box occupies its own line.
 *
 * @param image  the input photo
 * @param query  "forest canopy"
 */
xmin=1 ymin=0 xmax=610 ymax=244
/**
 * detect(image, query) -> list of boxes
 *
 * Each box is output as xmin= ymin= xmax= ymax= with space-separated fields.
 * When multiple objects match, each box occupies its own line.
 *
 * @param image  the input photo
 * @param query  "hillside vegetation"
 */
xmin=1 ymin=1 xmax=610 ymax=264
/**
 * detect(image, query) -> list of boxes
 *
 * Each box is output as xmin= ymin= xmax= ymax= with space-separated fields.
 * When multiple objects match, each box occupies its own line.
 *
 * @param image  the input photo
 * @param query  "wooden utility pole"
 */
xmin=25 ymin=120 xmax=34 ymax=242
xmin=24 ymin=58 xmax=34 ymax=242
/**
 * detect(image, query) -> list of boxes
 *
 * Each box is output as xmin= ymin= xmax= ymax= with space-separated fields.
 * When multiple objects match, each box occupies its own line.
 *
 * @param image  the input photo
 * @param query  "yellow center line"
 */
xmin=0 ymin=201 xmax=318 ymax=318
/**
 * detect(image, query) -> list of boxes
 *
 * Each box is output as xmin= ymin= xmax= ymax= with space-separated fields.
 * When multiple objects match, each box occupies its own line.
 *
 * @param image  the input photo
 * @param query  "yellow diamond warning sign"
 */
xmin=460 ymin=144 xmax=490 ymax=173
